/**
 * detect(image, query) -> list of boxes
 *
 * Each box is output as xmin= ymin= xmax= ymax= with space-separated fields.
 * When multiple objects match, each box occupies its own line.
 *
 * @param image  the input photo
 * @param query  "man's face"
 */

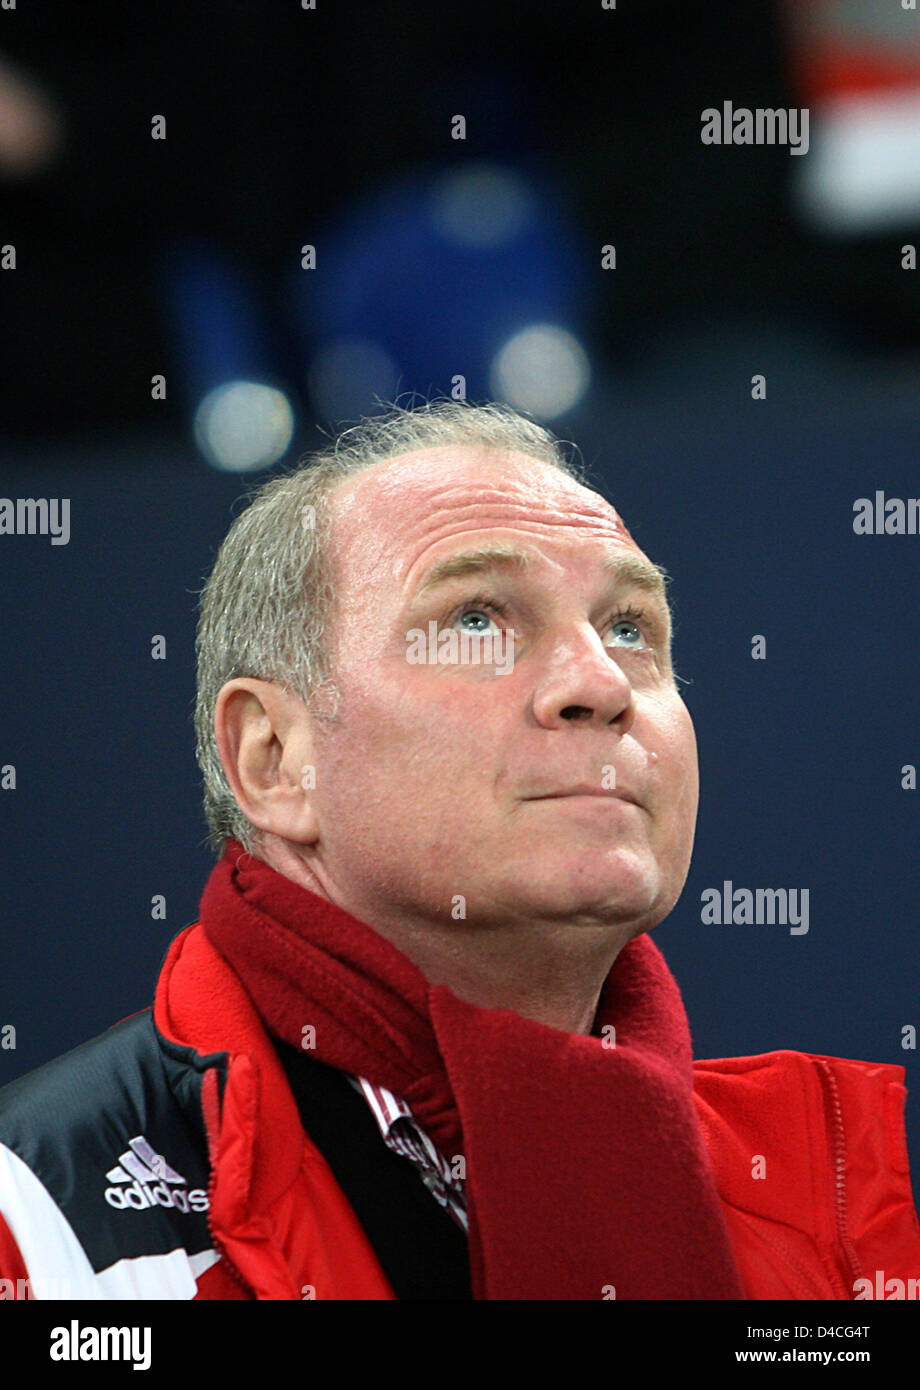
xmin=303 ymin=446 xmax=698 ymax=938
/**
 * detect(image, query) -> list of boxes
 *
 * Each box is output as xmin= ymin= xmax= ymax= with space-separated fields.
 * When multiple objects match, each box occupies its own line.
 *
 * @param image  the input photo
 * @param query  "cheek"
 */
xmin=649 ymin=699 xmax=699 ymax=836
xmin=320 ymin=667 xmax=509 ymax=792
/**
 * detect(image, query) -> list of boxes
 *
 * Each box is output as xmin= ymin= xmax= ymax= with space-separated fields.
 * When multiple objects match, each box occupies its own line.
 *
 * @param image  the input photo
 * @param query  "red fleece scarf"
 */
xmin=200 ymin=840 xmax=745 ymax=1300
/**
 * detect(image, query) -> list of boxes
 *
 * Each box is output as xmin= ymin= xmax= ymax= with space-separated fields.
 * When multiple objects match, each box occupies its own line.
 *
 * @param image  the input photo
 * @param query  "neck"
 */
xmin=256 ymin=837 xmax=637 ymax=1035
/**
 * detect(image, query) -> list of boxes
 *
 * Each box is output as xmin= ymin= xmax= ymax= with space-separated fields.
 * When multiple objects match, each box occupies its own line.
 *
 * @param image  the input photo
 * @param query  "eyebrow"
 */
xmin=416 ymin=544 xmax=670 ymax=604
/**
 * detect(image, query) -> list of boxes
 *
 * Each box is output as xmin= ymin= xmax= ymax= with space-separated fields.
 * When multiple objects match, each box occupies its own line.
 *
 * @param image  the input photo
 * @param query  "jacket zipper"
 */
xmin=201 ymin=1064 xmax=256 ymax=1299
xmin=814 ymin=1058 xmax=863 ymax=1296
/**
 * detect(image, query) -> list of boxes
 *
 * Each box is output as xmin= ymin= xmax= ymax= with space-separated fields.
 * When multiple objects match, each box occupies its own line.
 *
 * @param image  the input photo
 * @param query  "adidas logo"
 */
xmin=103 ymin=1136 xmax=209 ymax=1214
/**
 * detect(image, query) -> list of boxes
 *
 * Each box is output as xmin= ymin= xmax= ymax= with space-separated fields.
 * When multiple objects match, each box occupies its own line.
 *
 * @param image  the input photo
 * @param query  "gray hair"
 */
xmin=193 ymin=398 xmax=588 ymax=857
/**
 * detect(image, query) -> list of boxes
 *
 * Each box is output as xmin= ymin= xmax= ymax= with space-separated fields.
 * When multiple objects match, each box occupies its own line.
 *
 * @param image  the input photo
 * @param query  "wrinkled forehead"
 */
xmin=326 ymin=447 xmax=645 ymax=585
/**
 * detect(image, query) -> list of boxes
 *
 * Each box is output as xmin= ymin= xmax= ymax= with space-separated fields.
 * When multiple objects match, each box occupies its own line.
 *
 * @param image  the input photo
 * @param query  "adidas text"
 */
xmin=104 ymin=1178 xmax=209 ymax=1212
xmin=104 ymin=1135 xmax=209 ymax=1213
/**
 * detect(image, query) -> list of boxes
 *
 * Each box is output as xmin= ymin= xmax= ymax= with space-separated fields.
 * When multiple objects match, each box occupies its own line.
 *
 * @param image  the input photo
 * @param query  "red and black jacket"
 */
xmin=2 ymin=921 xmax=919 ymax=1299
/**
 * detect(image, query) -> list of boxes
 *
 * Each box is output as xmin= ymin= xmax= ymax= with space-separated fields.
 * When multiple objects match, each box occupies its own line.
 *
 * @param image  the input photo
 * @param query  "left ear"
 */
xmin=213 ymin=677 xmax=320 ymax=846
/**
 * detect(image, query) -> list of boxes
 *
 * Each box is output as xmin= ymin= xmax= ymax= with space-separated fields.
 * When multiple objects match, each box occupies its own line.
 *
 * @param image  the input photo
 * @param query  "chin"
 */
xmin=504 ymin=854 xmax=663 ymax=925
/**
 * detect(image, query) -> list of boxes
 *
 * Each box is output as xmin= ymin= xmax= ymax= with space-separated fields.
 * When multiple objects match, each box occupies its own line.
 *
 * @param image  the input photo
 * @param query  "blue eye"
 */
xmin=458 ymin=609 xmax=497 ymax=632
xmin=450 ymin=596 xmax=508 ymax=633
xmin=444 ymin=596 xmax=653 ymax=650
xmin=606 ymin=607 xmax=648 ymax=649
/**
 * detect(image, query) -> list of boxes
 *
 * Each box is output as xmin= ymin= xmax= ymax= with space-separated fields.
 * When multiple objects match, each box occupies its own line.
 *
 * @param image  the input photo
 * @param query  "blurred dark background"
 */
xmin=2 ymin=0 xmax=919 ymax=1170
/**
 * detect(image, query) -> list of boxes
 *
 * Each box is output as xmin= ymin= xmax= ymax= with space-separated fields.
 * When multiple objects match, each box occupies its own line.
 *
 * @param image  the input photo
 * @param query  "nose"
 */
xmin=530 ymin=624 xmax=636 ymax=733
